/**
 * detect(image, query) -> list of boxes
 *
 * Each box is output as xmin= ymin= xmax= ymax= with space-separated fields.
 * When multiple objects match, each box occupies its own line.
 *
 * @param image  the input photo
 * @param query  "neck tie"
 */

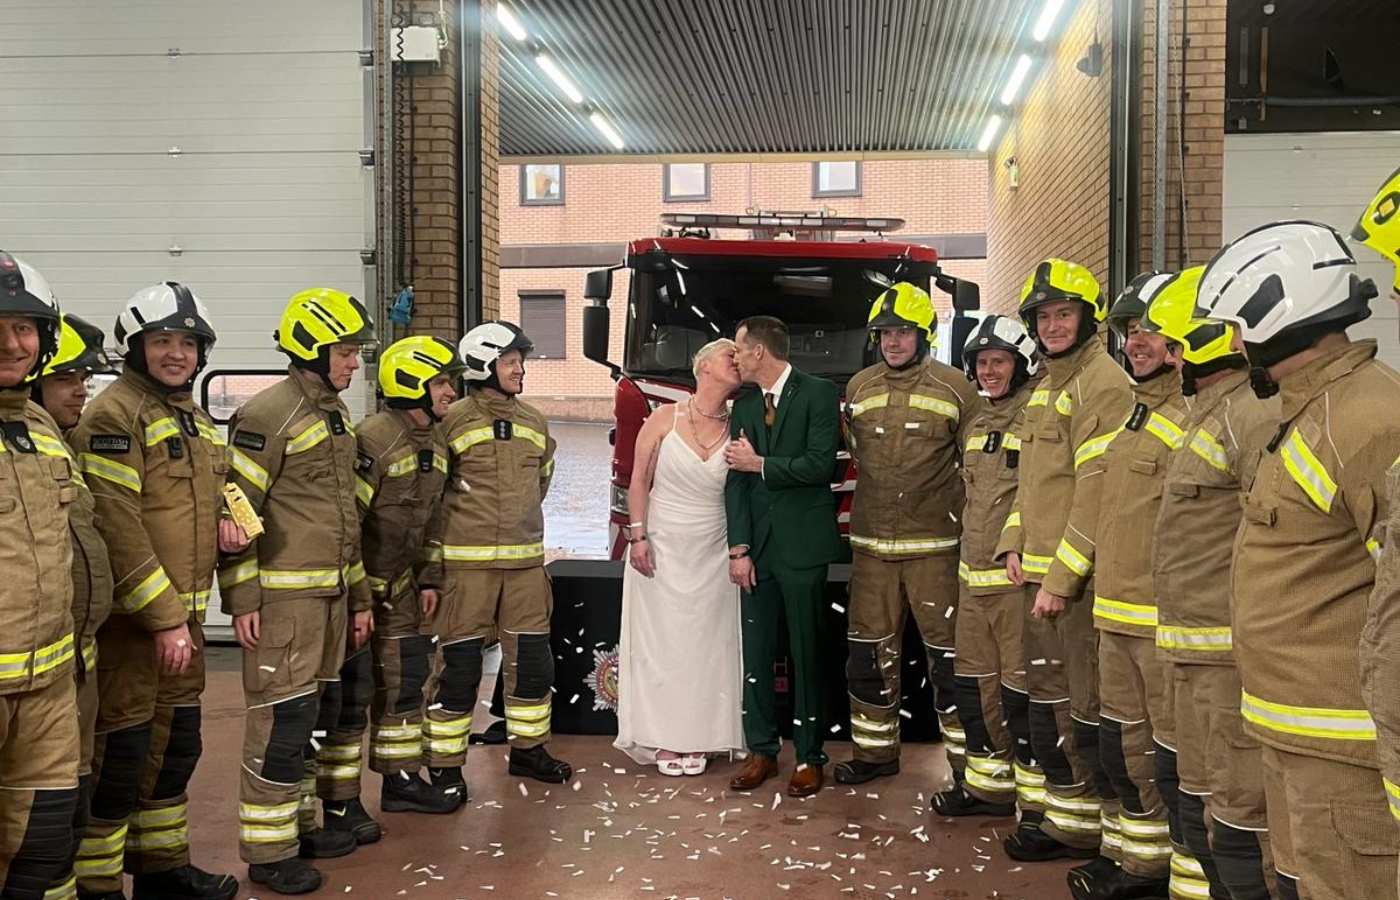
xmin=764 ymin=392 xmax=776 ymax=428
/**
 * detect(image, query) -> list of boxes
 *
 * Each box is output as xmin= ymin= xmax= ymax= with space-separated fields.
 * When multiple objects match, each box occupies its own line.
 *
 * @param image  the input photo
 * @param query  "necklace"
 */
xmin=691 ymin=398 xmax=731 ymax=421
xmin=688 ymin=405 xmax=728 ymax=452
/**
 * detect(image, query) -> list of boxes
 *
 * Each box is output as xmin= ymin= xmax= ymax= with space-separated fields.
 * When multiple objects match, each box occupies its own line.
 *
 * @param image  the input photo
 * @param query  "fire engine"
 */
xmin=582 ymin=212 xmax=980 ymax=560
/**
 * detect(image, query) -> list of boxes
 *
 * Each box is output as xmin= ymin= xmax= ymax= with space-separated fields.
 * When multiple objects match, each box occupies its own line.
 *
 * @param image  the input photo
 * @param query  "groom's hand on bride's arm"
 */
xmin=724 ymin=430 xmax=762 ymax=473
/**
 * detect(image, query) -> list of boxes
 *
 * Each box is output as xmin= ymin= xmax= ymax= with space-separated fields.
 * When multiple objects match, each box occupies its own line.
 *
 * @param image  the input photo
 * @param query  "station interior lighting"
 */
xmin=1033 ymin=0 xmax=1068 ymax=41
xmin=999 ymin=54 xmax=1034 ymax=106
xmin=496 ymin=4 xmax=528 ymax=42
xmin=590 ymin=111 xmax=625 ymax=150
xmin=535 ymin=52 xmax=584 ymax=104
xmin=978 ymin=115 xmax=1003 ymax=153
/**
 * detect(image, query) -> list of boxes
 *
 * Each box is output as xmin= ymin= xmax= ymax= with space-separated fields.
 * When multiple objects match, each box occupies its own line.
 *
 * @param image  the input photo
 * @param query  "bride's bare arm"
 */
xmin=626 ymin=407 xmax=670 ymax=576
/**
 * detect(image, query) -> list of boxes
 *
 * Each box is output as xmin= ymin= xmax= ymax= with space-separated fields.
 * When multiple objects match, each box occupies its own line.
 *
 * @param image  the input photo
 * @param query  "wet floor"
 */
xmin=184 ymin=651 xmax=1078 ymax=900
xmin=544 ymin=421 xmax=614 ymax=558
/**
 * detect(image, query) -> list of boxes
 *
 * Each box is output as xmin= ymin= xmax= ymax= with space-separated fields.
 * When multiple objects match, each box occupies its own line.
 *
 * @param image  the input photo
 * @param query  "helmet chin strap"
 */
xmin=1132 ymin=362 xmax=1173 ymax=384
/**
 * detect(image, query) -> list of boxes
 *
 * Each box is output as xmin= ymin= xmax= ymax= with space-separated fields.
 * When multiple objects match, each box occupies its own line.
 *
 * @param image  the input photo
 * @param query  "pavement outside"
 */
xmin=177 ymin=646 xmax=1078 ymax=900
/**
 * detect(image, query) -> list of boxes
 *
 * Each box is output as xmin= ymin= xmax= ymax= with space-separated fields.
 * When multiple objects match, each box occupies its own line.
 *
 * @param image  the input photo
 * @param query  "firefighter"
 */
xmin=1357 ymin=166 xmax=1400 ymax=900
xmin=431 ymin=320 xmax=571 ymax=787
xmin=219 ymin=288 xmax=376 ymax=895
xmin=835 ymin=282 xmax=980 ymax=790
xmin=994 ymin=259 xmax=1135 ymax=864
xmin=936 ymin=315 xmax=1041 ymax=818
xmin=0 ymin=252 xmax=80 ymax=900
xmin=1198 ymin=220 xmax=1400 ymax=900
xmin=32 ymin=315 xmax=116 ymax=900
xmin=70 ymin=283 xmax=236 ymax=900
xmin=310 ymin=336 xmax=465 ymax=846
xmin=1061 ymin=273 xmax=1194 ymax=900
xmin=1143 ymin=276 xmax=1280 ymax=900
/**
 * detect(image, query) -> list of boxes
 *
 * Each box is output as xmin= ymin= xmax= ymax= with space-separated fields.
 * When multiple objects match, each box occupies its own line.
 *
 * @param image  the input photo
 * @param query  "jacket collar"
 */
xmin=1131 ymin=365 xmax=1182 ymax=410
xmin=1043 ymin=334 xmax=1106 ymax=389
xmin=287 ymin=365 xmax=343 ymax=412
xmin=0 ymin=384 xmax=31 ymax=417
xmin=466 ymin=388 xmax=518 ymax=420
xmin=1277 ymin=340 xmax=1377 ymax=422
xmin=1191 ymin=368 xmax=1249 ymax=417
xmin=121 ymin=367 xmax=195 ymax=411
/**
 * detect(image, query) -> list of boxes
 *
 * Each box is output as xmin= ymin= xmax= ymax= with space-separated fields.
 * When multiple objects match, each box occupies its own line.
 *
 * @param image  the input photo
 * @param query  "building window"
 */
xmin=520 ymin=164 xmax=564 ymax=205
xmin=812 ymin=161 xmax=862 ymax=198
xmin=663 ymin=163 xmax=710 ymax=202
xmin=518 ymin=290 xmax=567 ymax=359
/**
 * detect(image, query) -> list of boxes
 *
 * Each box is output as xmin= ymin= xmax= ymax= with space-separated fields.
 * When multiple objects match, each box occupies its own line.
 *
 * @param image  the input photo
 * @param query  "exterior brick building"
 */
xmin=498 ymin=158 xmax=990 ymax=416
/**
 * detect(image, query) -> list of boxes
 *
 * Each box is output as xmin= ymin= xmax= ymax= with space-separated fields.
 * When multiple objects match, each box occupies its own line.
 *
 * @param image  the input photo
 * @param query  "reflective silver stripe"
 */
xmin=1189 ymin=431 xmax=1230 ymax=472
xmin=1022 ymin=553 xmax=1051 ymax=575
xmin=1054 ymin=538 xmax=1091 ymax=576
xmin=908 ymin=393 xmax=960 ymax=421
xmin=259 ymin=569 xmax=341 ymax=589
xmin=442 ymin=542 xmax=544 ymax=562
xmin=1385 ymin=778 xmax=1400 ymax=821
xmin=227 ymin=448 xmax=269 ymax=491
xmin=450 ymin=427 xmax=493 ymax=453
xmin=1028 ymin=389 xmax=1049 ymax=408
xmin=958 ymin=560 xmax=1013 ymax=588
xmin=1093 ymin=595 xmax=1158 ymax=627
xmin=514 ymin=424 xmax=548 ymax=450
xmin=285 ymin=421 xmax=330 ymax=455
xmin=850 ymin=534 xmax=960 ymax=555
xmin=1145 ymin=413 xmax=1186 ymax=450
xmin=1055 ymin=391 xmax=1073 ymax=415
xmin=143 ymin=417 xmax=180 ymax=446
xmin=1240 ymin=690 xmax=1375 ymax=741
xmin=1155 ymin=624 xmax=1232 ymax=652
xmin=1279 ymin=430 xmax=1337 ymax=513
xmin=386 ymin=454 xmax=419 ymax=477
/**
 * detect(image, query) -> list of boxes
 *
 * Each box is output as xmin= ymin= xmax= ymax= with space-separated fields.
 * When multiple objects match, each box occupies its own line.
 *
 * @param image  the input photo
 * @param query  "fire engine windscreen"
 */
xmin=625 ymin=255 xmax=934 ymax=381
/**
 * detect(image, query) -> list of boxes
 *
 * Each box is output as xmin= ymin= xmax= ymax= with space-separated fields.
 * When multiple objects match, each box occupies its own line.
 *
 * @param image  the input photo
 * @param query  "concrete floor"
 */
xmin=182 ymin=647 xmax=1076 ymax=900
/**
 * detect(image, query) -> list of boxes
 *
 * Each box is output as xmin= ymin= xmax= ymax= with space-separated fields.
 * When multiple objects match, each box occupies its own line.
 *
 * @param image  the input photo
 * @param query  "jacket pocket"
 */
xmin=244 ymin=620 xmax=297 ymax=697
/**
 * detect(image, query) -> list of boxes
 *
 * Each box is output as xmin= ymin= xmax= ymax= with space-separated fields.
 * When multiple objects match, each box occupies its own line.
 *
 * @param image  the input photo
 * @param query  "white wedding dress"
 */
xmin=615 ymin=408 xmax=745 ymax=765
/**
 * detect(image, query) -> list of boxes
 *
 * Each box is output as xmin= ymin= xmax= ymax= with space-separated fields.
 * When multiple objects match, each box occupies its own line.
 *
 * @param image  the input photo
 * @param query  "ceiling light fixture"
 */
xmin=978 ymin=115 xmax=1003 ymax=153
xmin=590 ymin=111 xmax=625 ymax=150
xmin=497 ymin=4 xmax=529 ymax=42
xmin=535 ymin=53 xmax=583 ymax=104
xmin=1032 ymin=0 xmax=1068 ymax=41
xmin=1000 ymin=54 xmax=1034 ymax=105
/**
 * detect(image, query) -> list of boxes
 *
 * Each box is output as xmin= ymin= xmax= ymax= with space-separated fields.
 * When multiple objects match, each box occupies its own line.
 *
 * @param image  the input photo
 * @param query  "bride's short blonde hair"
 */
xmin=692 ymin=338 xmax=736 ymax=380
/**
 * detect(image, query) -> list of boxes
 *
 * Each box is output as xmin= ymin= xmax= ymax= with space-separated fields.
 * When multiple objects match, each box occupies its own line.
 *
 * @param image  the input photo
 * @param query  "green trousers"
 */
xmin=740 ymin=568 xmax=829 ymax=765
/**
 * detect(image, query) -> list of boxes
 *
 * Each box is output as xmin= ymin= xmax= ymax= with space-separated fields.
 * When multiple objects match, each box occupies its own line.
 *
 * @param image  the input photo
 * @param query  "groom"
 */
xmin=724 ymin=316 xmax=842 ymax=798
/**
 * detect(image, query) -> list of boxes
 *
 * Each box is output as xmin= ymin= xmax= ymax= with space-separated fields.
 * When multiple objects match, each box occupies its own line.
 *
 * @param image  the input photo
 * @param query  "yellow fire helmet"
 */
xmin=867 ymin=281 xmax=937 ymax=339
xmin=1352 ymin=166 xmax=1400 ymax=292
xmin=275 ymin=287 xmax=377 ymax=364
xmin=1019 ymin=258 xmax=1106 ymax=321
xmin=43 ymin=313 xmax=116 ymax=378
xmin=377 ymin=335 xmax=466 ymax=406
xmin=1142 ymin=266 xmax=1238 ymax=366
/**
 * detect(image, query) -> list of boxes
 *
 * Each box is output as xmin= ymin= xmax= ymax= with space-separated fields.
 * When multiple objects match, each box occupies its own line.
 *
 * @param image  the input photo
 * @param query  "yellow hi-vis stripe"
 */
xmin=1385 ymin=778 xmax=1400 ymax=821
xmin=259 ymin=568 xmax=340 ymax=590
xmin=80 ymin=453 xmax=142 ymax=493
xmin=1028 ymin=389 xmax=1050 ymax=408
xmin=1280 ymin=430 xmax=1337 ymax=513
xmin=1093 ymin=595 xmax=1158 ymax=627
xmin=505 ymin=700 xmax=551 ymax=738
xmin=1001 ymin=511 xmax=1022 ymax=532
xmin=514 ymin=425 xmax=547 ymax=451
xmin=179 ymin=589 xmax=210 ymax=613
xmin=239 ymin=801 xmax=299 ymax=844
xmin=116 ymin=567 xmax=172 ymax=614
xmin=8 ymin=633 xmax=76 ymax=678
xmin=218 ymin=558 xmax=258 ymax=590
xmin=143 ymin=417 xmax=180 ymax=447
xmin=127 ymin=804 xmax=188 ymax=852
xmin=42 ymin=874 xmax=76 ymax=900
xmin=1074 ymin=429 xmax=1123 ymax=469
xmin=197 ymin=421 xmax=225 ymax=446
xmin=285 ymin=421 xmax=330 ymax=455
xmin=81 ymin=640 xmax=98 ymax=671
xmin=849 ymin=534 xmax=960 ymax=555
xmin=1155 ymin=624 xmax=1232 ymax=652
xmin=849 ymin=393 xmax=889 ymax=418
xmin=1055 ymin=391 xmax=1074 ymax=415
xmin=958 ymin=560 xmax=1013 ymax=588
xmin=450 ymin=426 xmax=494 ymax=453
xmin=1145 ymin=413 xmax=1186 ymax=450
xmin=1190 ymin=431 xmax=1231 ymax=472
xmin=1055 ymin=538 xmax=1092 ymax=577
xmin=909 ymin=394 xmax=960 ymax=421
xmin=74 ymin=825 xmax=128 ymax=879
xmin=355 ymin=475 xmax=374 ymax=508
xmin=442 ymin=542 xmax=544 ymax=563
xmin=227 ymin=447 xmax=269 ymax=492
xmin=1170 ymin=850 xmax=1212 ymax=900
xmin=1240 ymin=690 xmax=1375 ymax=741
xmin=1021 ymin=553 xmax=1052 ymax=576
xmin=1367 ymin=537 xmax=1381 ymax=562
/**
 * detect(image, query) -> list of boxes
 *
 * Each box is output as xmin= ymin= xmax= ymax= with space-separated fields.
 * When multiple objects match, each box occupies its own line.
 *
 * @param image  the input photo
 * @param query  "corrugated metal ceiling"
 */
xmin=498 ymin=0 xmax=1042 ymax=158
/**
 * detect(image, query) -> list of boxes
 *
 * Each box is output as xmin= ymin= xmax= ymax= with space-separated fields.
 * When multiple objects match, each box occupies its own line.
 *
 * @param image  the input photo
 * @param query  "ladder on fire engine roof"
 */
xmin=659 ymin=212 xmax=905 ymax=242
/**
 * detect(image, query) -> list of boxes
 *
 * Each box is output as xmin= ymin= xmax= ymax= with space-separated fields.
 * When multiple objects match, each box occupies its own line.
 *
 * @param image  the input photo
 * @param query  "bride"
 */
xmin=615 ymin=338 xmax=746 ymax=775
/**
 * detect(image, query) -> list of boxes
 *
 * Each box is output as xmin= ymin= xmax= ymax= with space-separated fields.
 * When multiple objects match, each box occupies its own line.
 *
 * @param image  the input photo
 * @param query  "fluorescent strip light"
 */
xmin=535 ymin=54 xmax=583 ymax=104
xmin=1000 ymin=54 xmax=1034 ymax=105
xmin=497 ymin=4 xmax=528 ymax=42
xmin=1033 ymin=0 xmax=1068 ymax=41
xmin=590 ymin=111 xmax=625 ymax=149
xmin=977 ymin=115 xmax=1003 ymax=152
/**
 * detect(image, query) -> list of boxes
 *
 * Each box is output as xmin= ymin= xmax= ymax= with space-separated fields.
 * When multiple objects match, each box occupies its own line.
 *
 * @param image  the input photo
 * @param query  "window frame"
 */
xmin=517 ymin=289 xmax=568 ymax=359
xmin=811 ymin=160 xmax=863 ymax=198
xmin=199 ymin=367 xmax=289 ymax=425
xmin=519 ymin=163 xmax=565 ymax=206
xmin=663 ymin=162 xmax=711 ymax=202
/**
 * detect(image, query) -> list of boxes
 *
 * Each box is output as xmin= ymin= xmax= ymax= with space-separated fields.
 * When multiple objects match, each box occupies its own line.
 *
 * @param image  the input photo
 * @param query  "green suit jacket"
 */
xmin=724 ymin=367 xmax=843 ymax=576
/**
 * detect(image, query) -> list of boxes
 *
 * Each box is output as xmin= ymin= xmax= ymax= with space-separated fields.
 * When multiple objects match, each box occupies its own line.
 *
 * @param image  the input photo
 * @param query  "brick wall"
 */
xmin=501 ymin=158 xmax=988 ymax=245
xmin=985 ymin=0 xmax=1113 ymax=314
xmin=1138 ymin=0 xmax=1226 ymax=271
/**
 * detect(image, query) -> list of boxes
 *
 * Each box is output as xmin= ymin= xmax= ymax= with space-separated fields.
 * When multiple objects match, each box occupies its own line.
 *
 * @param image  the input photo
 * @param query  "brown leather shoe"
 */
xmin=728 ymin=754 xmax=778 ymax=791
xmin=786 ymin=763 xmax=823 ymax=798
